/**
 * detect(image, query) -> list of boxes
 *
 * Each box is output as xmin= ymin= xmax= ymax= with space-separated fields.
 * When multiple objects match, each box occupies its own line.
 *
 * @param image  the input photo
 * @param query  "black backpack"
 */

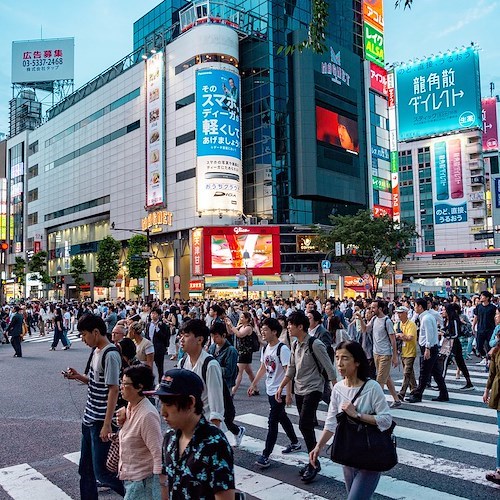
xmin=180 ymin=355 xmax=235 ymax=424
xmin=84 ymin=345 xmax=121 ymax=375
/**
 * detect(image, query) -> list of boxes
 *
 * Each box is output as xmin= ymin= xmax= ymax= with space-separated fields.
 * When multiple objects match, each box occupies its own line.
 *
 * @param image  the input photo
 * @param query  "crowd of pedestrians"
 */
xmin=3 ymin=290 xmax=500 ymax=497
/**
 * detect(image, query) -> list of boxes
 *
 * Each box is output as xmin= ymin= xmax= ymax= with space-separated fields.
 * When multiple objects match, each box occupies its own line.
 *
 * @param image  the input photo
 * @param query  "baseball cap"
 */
xmin=395 ymin=306 xmax=409 ymax=313
xmin=144 ymin=368 xmax=203 ymax=398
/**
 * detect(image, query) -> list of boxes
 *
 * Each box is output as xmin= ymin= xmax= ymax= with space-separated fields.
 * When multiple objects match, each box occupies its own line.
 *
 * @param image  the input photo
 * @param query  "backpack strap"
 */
xmin=84 ymin=345 xmax=120 ymax=375
xmin=201 ymin=355 xmax=214 ymax=384
xmin=276 ymin=342 xmax=284 ymax=366
xmin=307 ymin=336 xmax=323 ymax=375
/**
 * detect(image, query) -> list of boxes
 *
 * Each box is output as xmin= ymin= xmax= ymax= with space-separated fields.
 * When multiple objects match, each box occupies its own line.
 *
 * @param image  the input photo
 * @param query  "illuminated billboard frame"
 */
xmin=203 ymin=226 xmax=281 ymax=277
xmin=395 ymin=47 xmax=482 ymax=141
xmin=316 ymin=105 xmax=359 ymax=154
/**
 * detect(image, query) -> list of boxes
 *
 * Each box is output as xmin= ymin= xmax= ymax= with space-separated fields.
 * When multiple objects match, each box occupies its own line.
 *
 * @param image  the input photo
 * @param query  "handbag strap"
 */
xmin=350 ymin=380 xmax=369 ymax=405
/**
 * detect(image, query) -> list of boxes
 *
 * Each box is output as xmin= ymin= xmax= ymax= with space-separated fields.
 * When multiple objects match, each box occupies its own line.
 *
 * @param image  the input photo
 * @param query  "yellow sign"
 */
xmin=296 ymin=235 xmax=319 ymax=253
xmin=141 ymin=210 xmax=173 ymax=231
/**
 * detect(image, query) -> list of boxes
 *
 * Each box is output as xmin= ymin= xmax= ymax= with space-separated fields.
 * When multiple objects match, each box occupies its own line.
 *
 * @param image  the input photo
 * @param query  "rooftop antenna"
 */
xmin=490 ymin=82 xmax=495 ymax=98
xmin=40 ymin=25 xmax=43 ymax=39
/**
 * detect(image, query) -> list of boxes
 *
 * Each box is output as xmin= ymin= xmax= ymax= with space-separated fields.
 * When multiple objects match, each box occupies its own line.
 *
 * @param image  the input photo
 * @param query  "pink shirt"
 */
xmin=118 ymin=398 xmax=162 ymax=480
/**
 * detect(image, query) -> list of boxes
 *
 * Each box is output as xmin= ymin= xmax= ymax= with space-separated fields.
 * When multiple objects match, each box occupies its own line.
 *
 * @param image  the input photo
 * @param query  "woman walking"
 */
xmin=50 ymin=307 xmax=69 ymax=351
xmin=310 ymin=341 xmax=392 ymax=499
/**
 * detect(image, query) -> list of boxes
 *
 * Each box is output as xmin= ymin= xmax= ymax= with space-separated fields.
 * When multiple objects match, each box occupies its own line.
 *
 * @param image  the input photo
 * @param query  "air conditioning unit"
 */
xmin=259 ymin=219 xmax=269 ymax=225
xmin=249 ymin=217 xmax=258 ymax=225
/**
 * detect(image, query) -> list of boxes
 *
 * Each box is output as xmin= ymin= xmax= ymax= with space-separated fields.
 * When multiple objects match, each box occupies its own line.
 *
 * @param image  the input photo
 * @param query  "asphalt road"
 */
xmin=0 ymin=332 xmax=498 ymax=499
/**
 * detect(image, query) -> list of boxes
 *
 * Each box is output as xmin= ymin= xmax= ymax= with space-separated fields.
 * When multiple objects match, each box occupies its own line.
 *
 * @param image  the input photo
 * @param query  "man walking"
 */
xmin=394 ymin=306 xmax=418 ymax=401
xmin=65 ymin=313 xmax=125 ymax=499
xmin=146 ymin=308 xmax=170 ymax=380
xmin=406 ymin=298 xmax=449 ymax=403
xmin=473 ymin=290 xmax=496 ymax=364
xmin=6 ymin=305 xmax=24 ymax=357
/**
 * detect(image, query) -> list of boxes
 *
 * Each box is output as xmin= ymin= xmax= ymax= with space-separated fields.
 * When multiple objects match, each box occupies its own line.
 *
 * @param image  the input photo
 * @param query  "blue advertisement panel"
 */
xmin=196 ymin=69 xmax=241 ymax=159
xmin=396 ymin=47 xmax=482 ymax=141
xmin=434 ymin=202 xmax=467 ymax=225
xmin=495 ymin=178 xmax=500 ymax=209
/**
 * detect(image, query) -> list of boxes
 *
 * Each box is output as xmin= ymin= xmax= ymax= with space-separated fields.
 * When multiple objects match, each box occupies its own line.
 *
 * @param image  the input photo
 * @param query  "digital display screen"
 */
xmin=316 ymin=105 xmax=359 ymax=153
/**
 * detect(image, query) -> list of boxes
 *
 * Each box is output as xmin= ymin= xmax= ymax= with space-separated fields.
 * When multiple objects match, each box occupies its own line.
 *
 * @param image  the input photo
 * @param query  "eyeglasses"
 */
xmin=120 ymin=382 xmax=134 ymax=386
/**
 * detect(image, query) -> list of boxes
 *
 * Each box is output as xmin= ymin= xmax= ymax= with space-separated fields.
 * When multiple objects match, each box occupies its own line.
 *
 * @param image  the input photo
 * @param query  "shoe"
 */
xmin=455 ymin=375 xmax=460 ymax=380
xmin=460 ymin=384 xmax=475 ymax=391
xmin=234 ymin=426 xmax=246 ymax=447
xmin=252 ymin=390 xmax=260 ymax=396
xmin=63 ymin=346 xmax=70 ymax=350
xmin=486 ymin=470 xmax=500 ymax=484
xmin=299 ymin=463 xmax=309 ymax=476
xmin=282 ymin=442 xmax=301 ymax=454
xmin=49 ymin=347 xmax=55 ymax=351
xmin=255 ymin=455 xmax=270 ymax=468
xmin=477 ymin=358 xmax=487 ymax=365
xmin=397 ymin=394 xmax=404 ymax=402
xmin=432 ymin=396 xmax=449 ymax=402
xmin=301 ymin=461 xmax=321 ymax=484
xmin=390 ymin=400 xmax=402 ymax=409
xmin=405 ymin=395 xmax=422 ymax=403
xmin=429 ymin=385 xmax=439 ymax=390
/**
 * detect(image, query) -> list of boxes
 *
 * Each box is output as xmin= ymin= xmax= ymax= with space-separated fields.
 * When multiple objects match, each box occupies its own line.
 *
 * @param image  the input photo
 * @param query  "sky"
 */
xmin=0 ymin=0 xmax=499 ymax=135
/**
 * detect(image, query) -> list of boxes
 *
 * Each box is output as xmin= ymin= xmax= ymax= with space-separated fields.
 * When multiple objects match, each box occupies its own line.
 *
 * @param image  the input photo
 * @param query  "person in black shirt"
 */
xmin=473 ymin=291 xmax=497 ymax=362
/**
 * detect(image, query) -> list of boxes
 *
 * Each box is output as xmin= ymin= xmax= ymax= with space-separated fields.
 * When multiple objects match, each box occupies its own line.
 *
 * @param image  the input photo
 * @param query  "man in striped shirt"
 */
xmin=65 ymin=313 xmax=125 ymax=499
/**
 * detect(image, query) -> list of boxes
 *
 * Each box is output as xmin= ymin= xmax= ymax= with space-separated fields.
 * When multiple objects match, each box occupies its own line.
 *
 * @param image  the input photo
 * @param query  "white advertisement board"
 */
xmin=12 ymin=38 xmax=74 ymax=84
xmin=145 ymin=52 xmax=165 ymax=208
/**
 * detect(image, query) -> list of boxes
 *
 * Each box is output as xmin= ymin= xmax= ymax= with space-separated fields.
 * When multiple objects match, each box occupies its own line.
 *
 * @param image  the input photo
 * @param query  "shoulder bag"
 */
xmin=106 ymin=432 xmax=120 ymax=473
xmin=330 ymin=380 xmax=398 ymax=472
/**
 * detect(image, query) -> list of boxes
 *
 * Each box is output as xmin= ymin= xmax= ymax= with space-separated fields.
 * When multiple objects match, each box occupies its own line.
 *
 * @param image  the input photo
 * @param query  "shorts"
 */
xmin=374 ymin=353 xmax=392 ymax=385
xmin=238 ymin=351 xmax=253 ymax=364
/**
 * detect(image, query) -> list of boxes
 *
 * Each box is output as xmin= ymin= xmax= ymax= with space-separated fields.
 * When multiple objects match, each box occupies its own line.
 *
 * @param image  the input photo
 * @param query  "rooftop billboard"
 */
xmin=482 ymin=97 xmax=498 ymax=151
xmin=395 ymin=47 xmax=482 ymax=141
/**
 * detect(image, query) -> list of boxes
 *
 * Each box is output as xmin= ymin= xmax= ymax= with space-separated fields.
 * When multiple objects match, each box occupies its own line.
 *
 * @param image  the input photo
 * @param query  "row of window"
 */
xmin=44 ymin=195 xmax=110 ymax=222
xmin=44 ymin=121 xmax=140 ymax=172
xmin=175 ymin=53 xmax=238 ymax=75
xmin=45 ymin=88 xmax=140 ymax=147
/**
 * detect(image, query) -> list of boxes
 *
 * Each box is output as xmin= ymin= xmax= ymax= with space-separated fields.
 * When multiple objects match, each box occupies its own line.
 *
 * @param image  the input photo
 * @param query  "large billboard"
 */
xmin=432 ymin=137 xmax=467 ymax=225
xmin=145 ymin=52 xmax=165 ymax=208
xmin=482 ymin=97 xmax=499 ymax=151
xmin=12 ymin=38 xmax=74 ymax=84
xmin=203 ymin=226 xmax=281 ymax=277
xmin=316 ymin=105 xmax=359 ymax=153
xmin=396 ymin=47 xmax=482 ymax=141
xmin=363 ymin=0 xmax=384 ymax=31
xmin=196 ymin=68 xmax=242 ymax=214
xmin=363 ymin=22 xmax=384 ymax=68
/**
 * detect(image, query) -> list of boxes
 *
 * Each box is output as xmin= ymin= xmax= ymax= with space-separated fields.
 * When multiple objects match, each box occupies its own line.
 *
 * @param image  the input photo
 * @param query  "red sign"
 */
xmin=369 ymin=62 xmax=388 ymax=96
xmin=373 ymin=204 xmax=393 ymax=218
xmin=33 ymin=241 xmax=41 ymax=253
xmin=189 ymin=280 xmax=204 ymax=291
xmin=203 ymin=226 xmax=281 ymax=277
xmin=191 ymin=228 xmax=203 ymax=276
xmin=388 ymin=87 xmax=395 ymax=108
xmin=482 ymin=98 xmax=499 ymax=152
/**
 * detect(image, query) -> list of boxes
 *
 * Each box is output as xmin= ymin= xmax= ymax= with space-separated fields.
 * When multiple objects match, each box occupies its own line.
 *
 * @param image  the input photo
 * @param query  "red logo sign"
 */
xmin=369 ymin=62 xmax=388 ymax=96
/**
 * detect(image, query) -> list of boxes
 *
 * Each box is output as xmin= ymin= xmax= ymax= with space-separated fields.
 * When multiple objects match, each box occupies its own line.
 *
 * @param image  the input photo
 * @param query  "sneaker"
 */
xmin=431 ymin=396 xmax=449 ymax=402
xmin=298 ymin=463 xmax=309 ymax=476
xmin=459 ymin=384 xmax=474 ymax=391
xmin=477 ymin=358 xmax=487 ymax=365
xmin=389 ymin=400 xmax=402 ymax=409
xmin=397 ymin=394 xmax=404 ymax=401
xmin=234 ymin=426 xmax=246 ymax=447
xmin=282 ymin=442 xmax=301 ymax=454
xmin=301 ymin=461 xmax=321 ymax=484
xmin=486 ymin=470 xmax=500 ymax=485
xmin=255 ymin=455 xmax=270 ymax=468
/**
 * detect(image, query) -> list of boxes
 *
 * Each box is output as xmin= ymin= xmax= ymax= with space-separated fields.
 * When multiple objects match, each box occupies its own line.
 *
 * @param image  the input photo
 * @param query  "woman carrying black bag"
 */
xmin=310 ymin=341 xmax=394 ymax=500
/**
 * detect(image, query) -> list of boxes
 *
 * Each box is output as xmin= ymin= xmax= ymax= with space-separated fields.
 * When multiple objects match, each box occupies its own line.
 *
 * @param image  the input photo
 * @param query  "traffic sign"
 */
xmin=322 ymin=268 xmax=331 ymax=274
xmin=321 ymin=260 xmax=331 ymax=270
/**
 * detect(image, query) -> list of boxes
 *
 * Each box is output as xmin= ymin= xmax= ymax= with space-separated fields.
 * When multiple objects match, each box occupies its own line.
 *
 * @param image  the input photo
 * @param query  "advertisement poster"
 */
xmin=482 ymin=97 xmax=499 ymax=151
xmin=196 ymin=69 xmax=242 ymax=214
xmin=203 ymin=226 xmax=281 ymax=276
xmin=363 ymin=0 xmax=384 ymax=31
xmin=396 ymin=47 xmax=482 ymax=141
xmin=316 ymin=105 xmax=359 ymax=153
xmin=145 ymin=52 xmax=165 ymax=208
xmin=12 ymin=38 xmax=74 ymax=84
xmin=432 ymin=138 xmax=467 ymax=225
xmin=369 ymin=62 xmax=388 ymax=96
xmin=363 ymin=22 xmax=384 ymax=68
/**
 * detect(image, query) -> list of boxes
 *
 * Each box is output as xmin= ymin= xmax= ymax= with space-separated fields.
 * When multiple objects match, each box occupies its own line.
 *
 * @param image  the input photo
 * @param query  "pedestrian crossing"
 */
xmin=20 ymin=331 xmax=81 ymax=345
xmin=0 ymin=364 xmax=498 ymax=499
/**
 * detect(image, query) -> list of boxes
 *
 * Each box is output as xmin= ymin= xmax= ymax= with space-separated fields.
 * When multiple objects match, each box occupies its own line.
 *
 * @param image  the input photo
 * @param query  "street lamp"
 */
xmin=390 ymin=261 xmax=396 ymax=300
xmin=243 ymin=250 xmax=250 ymax=301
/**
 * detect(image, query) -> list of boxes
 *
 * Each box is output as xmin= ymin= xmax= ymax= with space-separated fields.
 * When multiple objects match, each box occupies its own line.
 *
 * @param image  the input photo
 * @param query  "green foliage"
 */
xmin=395 ymin=0 xmax=413 ymax=8
xmin=70 ymin=256 xmax=87 ymax=294
xmin=126 ymin=234 xmax=149 ymax=280
xmin=314 ymin=210 xmax=418 ymax=297
xmin=131 ymin=284 xmax=144 ymax=297
xmin=28 ymin=251 xmax=52 ymax=284
xmin=13 ymin=256 xmax=27 ymax=286
xmin=95 ymin=236 xmax=121 ymax=288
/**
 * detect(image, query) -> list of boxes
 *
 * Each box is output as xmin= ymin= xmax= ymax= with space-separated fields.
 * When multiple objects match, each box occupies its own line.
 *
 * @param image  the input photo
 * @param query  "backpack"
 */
xmin=84 ymin=345 xmax=120 ymax=376
xmin=180 ymin=355 xmax=235 ymax=424
xmin=251 ymin=330 xmax=261 ymax=352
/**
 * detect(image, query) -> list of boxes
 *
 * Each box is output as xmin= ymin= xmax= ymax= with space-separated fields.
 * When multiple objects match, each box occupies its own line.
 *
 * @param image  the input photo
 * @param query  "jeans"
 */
xmin=263 ymin=395 xmax=298 ymax=457
xmin=412 ymin=345 xmax=448 ymax=400
xmin=79 ymin=422 xmax=125 ymax=499
xmin=124 ymin=474 xmax=161 ymax=500
xmin=295 ymin=390 xmax=322 ymax=452
xmin=343 ymin=466 xmax=381 ymax=500
xmin=51 ymin=327 xmax=68 ymax=348
xmin=450 ymin=338 xmax=472 ymax=385
xmin=477 ymin=332 xmax=491 ymax=358
xmin=398 ymin=357 xmax=417 ymax=397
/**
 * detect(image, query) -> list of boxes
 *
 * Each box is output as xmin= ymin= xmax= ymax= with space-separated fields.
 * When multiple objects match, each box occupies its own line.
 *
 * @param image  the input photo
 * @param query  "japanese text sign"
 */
xmin=396 ymin=48 xmax=482 ymax=141
xmin=482 ymin=97 xmax=499 ymax=151
xmin=363 ymin=0 xmax=384 ymax=31
xmin=364 ymin=22 xmax=384 ymax=68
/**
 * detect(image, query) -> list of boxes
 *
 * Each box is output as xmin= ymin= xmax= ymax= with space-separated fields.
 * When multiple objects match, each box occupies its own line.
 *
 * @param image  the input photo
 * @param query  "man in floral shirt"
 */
xmin=147 ymin=368 xmax=235 ymax=499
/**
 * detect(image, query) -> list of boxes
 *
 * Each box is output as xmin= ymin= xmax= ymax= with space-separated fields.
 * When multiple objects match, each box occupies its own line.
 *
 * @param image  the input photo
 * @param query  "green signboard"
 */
xmin=372 ymin=176 xmax=391 ymax=191
xmin=364 ymin=22 xmax=384 ymax=68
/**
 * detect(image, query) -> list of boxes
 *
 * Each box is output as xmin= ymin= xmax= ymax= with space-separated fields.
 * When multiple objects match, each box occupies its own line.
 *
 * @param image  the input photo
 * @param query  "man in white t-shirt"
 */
xmin=248 ymin=317 xmax=299 ymax=469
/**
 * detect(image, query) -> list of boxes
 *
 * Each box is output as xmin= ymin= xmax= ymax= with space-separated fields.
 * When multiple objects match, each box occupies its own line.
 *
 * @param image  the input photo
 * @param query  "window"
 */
xmin=27 ymin=212 xmax=38 ymax=226
xmin=44 ymin=195 xmax=110 ymax=222
xmin=176 ymin=168 xmax=196 ymax=182
xmin=28 ymin=188 xmax=38 ymax=203
xmin=176 ymin=93 xmax=195 ymax=110
xmin=28 ymin=141 xmax=38 ymax=156
xmin=28 ymin=164 xmax=38 ymax=179
xmin=176 ymin=130 xmax=195 ymax=146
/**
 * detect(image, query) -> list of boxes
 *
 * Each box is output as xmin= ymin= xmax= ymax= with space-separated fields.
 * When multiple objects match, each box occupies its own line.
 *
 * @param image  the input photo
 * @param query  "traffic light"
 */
xmin=318 ymin=277 xmax=323 ymax=287
xmin=0 ymin=242 xmax=8 ymax=251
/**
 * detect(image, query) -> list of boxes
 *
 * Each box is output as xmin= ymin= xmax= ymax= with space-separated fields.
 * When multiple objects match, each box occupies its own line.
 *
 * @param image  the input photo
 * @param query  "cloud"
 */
xmin=438 ymin=0 xmax=498 ymax=37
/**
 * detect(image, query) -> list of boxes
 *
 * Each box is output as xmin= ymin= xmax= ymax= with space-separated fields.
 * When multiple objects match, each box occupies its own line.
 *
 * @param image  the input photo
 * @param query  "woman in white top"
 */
xmin=129 ymin=321 xmax=154 ymax=370
xmin=310 ymin=341 xmax=392 ymax=500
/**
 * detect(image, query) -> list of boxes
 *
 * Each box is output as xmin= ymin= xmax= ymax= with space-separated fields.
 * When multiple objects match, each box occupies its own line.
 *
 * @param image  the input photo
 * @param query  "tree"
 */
xmin=314 ymin=210 xmax=417 ymax=298
xmin=131 ymin=284 xmax=144 ymax=298
xmin=125 ymin=235 xmax=149 ymax=280
xmin=95 ymin=236 xmax=121 ymax=294
xmin=70 ymin=256 xmax=87 ymax=296
xmin=395 ymin=0 xmax=413 ymax=8
xmin=28 ymin=251 xmax=52 ymax=285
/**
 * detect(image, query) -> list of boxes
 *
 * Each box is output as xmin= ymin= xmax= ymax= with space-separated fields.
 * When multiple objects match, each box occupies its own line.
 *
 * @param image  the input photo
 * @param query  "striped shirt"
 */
xmin=83 ymin=344 xmax=121 ymax=425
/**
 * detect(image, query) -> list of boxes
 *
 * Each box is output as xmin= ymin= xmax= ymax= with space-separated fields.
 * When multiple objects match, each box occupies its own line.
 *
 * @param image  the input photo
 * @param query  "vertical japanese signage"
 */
xmin=191 ymin=228 xmax=204 ymax=276
xmin=196 ymin=68 xmax=242 ymax=214
xmin=363 ymin=22 xmax=384 ymax=68
xmin=395 ymin=47 xmax=482 ymax=141
xmin=145 ymin=52 xmax=165 ymax=208
xmin=433 ymin=138 xmax=467 ymax=225
xmin=369 ymin=62 xmax=388 ymax=96
xmin=363 ymin=0 xmax=384 ymax=31
xmin=482 ymin=97 xmax=499 ymax=151
xmin=388 ymin=71 xmax=400 ymax=222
